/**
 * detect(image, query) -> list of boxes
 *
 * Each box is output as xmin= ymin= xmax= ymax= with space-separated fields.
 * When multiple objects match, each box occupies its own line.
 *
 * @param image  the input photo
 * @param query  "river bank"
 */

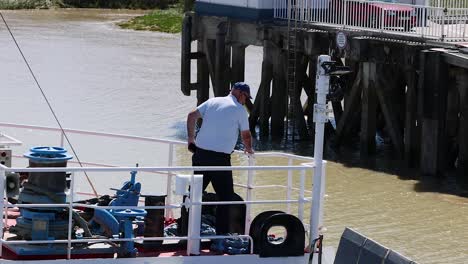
xmin=0 ymin=0 xmax=177 ymax=9
xmin=0 ymin=0 xmax=53 ymax=9
xmin=117 ymin=2 xmax=183 ymax=33
xmin=0 ymin=0 xmax=185 ymax=33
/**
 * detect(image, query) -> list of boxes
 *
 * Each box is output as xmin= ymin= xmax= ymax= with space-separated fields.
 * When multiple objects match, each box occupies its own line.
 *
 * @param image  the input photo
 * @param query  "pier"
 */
xmin=181 ymin=0 xmax=468 ymax=189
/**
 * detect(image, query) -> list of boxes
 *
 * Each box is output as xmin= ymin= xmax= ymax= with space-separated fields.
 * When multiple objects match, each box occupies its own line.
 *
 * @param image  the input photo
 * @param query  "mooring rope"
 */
xmin=0 ymin=12 xmax=99 ymax=198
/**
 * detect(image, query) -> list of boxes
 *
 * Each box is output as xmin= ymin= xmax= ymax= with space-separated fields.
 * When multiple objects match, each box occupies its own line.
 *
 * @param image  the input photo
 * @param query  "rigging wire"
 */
xmin=0 ymin=12 xmax=99 ymax=198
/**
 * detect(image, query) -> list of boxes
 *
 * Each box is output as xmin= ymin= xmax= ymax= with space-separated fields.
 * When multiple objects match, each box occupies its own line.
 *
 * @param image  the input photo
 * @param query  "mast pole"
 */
xmin=309 ymin=55 xmax=330 ymax=247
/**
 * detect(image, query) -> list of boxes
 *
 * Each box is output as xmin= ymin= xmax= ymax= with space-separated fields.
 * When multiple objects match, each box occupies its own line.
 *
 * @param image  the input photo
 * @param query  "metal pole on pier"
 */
xmin=0 ymin=165 xmax=5 ymax=257
xmin=309 ymin=55 xmax=330 ymax=248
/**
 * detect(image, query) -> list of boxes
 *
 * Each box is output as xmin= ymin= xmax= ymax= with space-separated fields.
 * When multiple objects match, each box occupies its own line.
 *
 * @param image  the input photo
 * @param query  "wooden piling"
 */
xmin=231 ymin=44 xmax=246 ymax=85
xmin=196 ymin=40 xmax=210 ymax=106
xmin=335 ymin=63 xmax=362 ymax=143
xmin=376 ymin=64 xmax=404 ymax=158
xmin=293 ymin=54 xmax=310 ymax=139
xmin=215 ymin=22 xmax=229 ymax=96
xmin=403 ymin=45 xmax=421 ymax=167
xmin=360 ymin=62 xmax=377 ymax=157
xmin=271 ymin=48 xmax=287 ymax=139
xmin=204 ymin=38 xmax=216 ymax=89
xmin=181 ymin=15 xmax=192 ymax=96
xmin=419 ymin=50 xmax=449 ymax=177
xmin=455 ymin=69 xmax=468 ymax=188
xmin=404 ymin=69 xmax=419 ymax=167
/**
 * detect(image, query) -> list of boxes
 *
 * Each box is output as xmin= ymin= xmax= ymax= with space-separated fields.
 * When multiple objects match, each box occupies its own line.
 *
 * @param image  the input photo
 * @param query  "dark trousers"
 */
xmin=192 ymin=147 xmax=233 ymax=235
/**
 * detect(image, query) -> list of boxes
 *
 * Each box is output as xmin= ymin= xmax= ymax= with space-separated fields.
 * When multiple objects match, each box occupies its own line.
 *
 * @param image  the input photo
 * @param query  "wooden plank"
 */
xmin=376 ymin=65 xmax=404 ymax=158
xmin=181 ymin=15 xmax=192 ymax=96
xmin=360 ymin=62 xmax=377 ymax=157
xmin=196 ymin=40 xmax=210 ymax=106
xmin=403 ymin=70 xmax=419 ymax=167
xmin=442 ymin=52 xmax=468 ymax=70
xmin=335 ymin=64 xmax=362 ymax=143
xmin=258 ymin=60 xmax=273 ymax=137
xmin=271 ymin=48 xmax=287 ymax=139
xmin=293 ymin=54 xmax=310 ymax=140
xmin=204 ymin=38 xmax=216 ymax=89
xmin=231 ymin=44 xmax=246 ymax=86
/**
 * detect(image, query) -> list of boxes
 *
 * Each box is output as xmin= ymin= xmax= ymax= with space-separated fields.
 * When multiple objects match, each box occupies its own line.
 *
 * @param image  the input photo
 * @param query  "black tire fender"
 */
xmin=249 ymin=210 xmax=285 ymax=254
xmin=257 ymin=213 xmax=305 ymax=258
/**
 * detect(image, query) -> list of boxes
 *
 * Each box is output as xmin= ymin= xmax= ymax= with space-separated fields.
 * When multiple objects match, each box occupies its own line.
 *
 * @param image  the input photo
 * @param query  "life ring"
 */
xmin=251 ymin=212 xmax=305 ymax=258
xmin=249 ymin=211 xmax=284 ymax=253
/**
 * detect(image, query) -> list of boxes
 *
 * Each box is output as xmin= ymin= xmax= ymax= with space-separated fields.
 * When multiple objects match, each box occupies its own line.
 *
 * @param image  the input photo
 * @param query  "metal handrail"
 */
xmin=0 ymin=122 xmax=325 ymax=259
xmin=0 ymin=164 xmax=317 ymax=258
xmin=0 ymin=121 xmax=317 ymax=220
xmin=273 ymin=0 xmax=468 ymax=42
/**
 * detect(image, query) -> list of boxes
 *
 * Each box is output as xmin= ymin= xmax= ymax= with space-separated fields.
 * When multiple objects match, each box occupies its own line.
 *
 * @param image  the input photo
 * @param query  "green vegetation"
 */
xmin=118 ymin=1 xmax=185 ymax=33
xmin=0 ymin=0 xmax=60 ymax=9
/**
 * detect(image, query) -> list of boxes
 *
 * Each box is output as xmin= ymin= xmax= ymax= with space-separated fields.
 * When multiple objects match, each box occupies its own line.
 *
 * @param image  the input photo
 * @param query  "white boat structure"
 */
xmin=0 ymin=56 xmax=415 ymax=264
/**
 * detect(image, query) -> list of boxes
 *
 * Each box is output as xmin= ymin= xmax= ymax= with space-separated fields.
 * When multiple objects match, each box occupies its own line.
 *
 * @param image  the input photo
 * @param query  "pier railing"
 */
xmin=274 ymin=0 xmax=468 ymax=42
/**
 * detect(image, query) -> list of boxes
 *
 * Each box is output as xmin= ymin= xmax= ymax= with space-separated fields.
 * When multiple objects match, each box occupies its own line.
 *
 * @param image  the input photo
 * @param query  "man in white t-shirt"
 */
xmin=186 ymin=82 xmax=254 ymax=249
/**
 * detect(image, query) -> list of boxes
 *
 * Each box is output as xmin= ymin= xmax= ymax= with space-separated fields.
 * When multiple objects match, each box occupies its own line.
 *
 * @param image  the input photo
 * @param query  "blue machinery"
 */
xmin=8 ymin=147 xmax=149 ymax=258
xmin=13 ymin=147 xmax=73 ymax=241
xmin=89 ymin=167 xmax=147 ymax=257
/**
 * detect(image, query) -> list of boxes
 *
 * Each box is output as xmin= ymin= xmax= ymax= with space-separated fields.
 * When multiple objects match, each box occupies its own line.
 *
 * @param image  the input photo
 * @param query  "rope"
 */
xmin=0 ymin=12 xmax=99 ymax=198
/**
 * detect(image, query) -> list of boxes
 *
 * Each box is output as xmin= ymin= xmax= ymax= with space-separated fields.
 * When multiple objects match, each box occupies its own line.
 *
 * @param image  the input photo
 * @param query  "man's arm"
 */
xmin=187 ymin=109 xmax=202 ymax=146
xmin=241 ymin=130 xmax=254 ymax=154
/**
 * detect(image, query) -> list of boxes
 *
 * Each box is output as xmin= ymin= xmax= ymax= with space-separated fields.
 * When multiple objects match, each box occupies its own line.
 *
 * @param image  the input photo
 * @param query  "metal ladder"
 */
xmin=286 ymin=0 xmax=303 ymax=140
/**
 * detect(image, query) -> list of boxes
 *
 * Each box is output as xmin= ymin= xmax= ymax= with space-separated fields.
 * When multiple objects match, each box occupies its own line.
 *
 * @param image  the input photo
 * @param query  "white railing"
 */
xmin=0 ymin=164 xmax=320 ymax=259
xmin=0 ymin=122 xmax=315 ymax=219
xmin=273 ymin=0 xmax=468 ymax=42
xmin=0 ymin=122 xmax=325 ymax=259
xmin=432 ymin=0 xmax=468 ymax=9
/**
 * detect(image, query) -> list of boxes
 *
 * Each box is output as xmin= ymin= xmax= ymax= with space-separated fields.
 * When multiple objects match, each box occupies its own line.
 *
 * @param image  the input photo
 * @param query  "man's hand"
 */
xmin=241 ymin=130 xmax=254 ymax=155
xmin=244 ymin=148 xmax=254 ymax=155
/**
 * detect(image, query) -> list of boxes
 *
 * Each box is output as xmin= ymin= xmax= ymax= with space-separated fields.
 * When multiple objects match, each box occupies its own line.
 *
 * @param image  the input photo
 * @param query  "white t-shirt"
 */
xmin=196 ymin=94 xmax=249 ymax=154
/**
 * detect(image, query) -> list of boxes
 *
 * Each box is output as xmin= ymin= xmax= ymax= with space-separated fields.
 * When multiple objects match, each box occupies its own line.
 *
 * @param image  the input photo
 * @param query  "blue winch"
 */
xmin=12 ymin=146 xmax=73 ymax=241
xmin=89 ymin=168 xmax=147 ymax=257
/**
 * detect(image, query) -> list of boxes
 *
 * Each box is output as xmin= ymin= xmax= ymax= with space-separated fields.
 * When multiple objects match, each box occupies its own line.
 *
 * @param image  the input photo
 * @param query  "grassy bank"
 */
xmin=118 ymin=1 xmax=185 ymax=33
xmin=0 ymin=0 xmax=58 ymax=9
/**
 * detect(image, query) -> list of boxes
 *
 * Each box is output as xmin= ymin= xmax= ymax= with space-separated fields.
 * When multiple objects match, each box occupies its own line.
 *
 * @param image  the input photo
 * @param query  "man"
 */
xmin=186 ymin=82 xmax=254 ymax=250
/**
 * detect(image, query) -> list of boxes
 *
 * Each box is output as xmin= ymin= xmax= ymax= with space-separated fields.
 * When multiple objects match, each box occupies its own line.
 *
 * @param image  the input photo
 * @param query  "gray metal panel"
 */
xmin=384 ymin=250 xmax=413 ymax=264
xmin=333 ymin=228 xmax=367 ymax=264
xmin=358 ymin=238 xmax=389 ymax=264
